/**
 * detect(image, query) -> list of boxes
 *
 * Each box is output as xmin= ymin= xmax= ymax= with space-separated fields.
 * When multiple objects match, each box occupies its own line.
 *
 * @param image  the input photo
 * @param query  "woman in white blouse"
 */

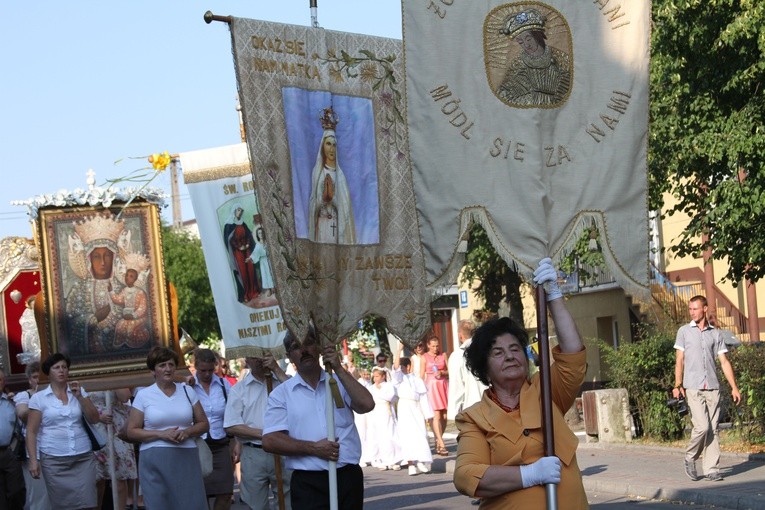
xmin=127 ymin=346 xmax=209 ymax=510
xmin=25 ymin=353 xmax=101 ymax=510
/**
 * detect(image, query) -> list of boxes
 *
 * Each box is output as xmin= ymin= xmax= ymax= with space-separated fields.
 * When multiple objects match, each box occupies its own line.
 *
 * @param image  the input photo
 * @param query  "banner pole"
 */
xmin=265 ymin=371 xmax=286 ymax=510
xmin=536 ymin=285 xmax=558 ymax=510
xmin=310 ymin=0 xmax=319 ymax=28
xmin=203 ymin=11 xmax=232 ymax=25
xmin=325 ymin=368 xmax=338 ymax=510
xmin=106 ymin=391 xmax=119 ymax=509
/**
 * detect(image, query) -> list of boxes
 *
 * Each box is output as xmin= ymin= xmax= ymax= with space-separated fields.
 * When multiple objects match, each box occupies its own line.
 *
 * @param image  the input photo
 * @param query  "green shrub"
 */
xmin=597 ymin=325 xmax=686 ymax=441
xmin=722 ymin=343 xmax=765 ymax=442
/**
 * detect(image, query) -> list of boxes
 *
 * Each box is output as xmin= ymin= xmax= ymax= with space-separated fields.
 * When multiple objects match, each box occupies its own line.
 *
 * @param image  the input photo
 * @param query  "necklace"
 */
xmin=488 ymin=387 xmax=520 ymax=413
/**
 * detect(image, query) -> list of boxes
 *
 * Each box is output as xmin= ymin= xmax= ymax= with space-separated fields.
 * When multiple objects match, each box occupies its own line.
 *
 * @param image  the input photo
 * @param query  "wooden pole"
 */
xmin=536 ymin=285 xmax=558 ymax=510
xmin=265 ymin=373 xmax=286 ymax=510
xmin=106 ymin=391 xmax=119 ymax=509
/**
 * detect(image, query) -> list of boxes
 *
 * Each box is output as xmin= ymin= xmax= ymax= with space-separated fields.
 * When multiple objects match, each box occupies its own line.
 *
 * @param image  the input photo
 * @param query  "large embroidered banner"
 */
xmin=403 ymin=0 xmax=651 ymax=297
xmin=229 ymin=19 xmax=430 ymax=345
xmin=181 ymin=143 xmax=288 ymax=359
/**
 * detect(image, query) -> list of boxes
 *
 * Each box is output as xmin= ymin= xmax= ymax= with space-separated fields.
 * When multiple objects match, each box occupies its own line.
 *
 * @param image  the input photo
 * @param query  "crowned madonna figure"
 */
xmin=64 ymin=214 xmax=126 ymax=355
xmin=496 ymin=8 xmax=572 ymax=107
xmin=307 ymin=107 xmax=356 ymax=244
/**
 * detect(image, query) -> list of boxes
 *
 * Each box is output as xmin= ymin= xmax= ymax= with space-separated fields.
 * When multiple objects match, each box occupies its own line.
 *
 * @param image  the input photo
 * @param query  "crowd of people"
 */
xmin=0 ymin=259 xmax=742 ymax=510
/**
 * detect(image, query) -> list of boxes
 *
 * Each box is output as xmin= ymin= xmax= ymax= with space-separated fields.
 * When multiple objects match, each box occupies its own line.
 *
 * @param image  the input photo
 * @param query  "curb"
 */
xmin=577 ymin=440 xmax=765 ymax=463
xmin=582 ymin=479 xmax=763 ymax=510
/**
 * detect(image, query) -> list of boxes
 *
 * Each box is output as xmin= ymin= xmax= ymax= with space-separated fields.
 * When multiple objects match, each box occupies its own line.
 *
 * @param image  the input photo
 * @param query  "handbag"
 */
xmin=81 ymin=414 xmax=107 ymax=451
xmin=183 ymin=386 xmax=213 ymax=478
xmin=10 ymin=419 xmax=26 ymax=460
xmin=194 ymin=437 xmax=214 ymax=478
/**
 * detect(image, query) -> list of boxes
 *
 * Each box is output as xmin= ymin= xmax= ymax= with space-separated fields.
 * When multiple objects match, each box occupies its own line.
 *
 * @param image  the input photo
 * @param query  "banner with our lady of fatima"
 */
xmin=403 ymin=0 xmax=651 ymax=297
xmin=228 ymin=19 xmax=430 ymax=345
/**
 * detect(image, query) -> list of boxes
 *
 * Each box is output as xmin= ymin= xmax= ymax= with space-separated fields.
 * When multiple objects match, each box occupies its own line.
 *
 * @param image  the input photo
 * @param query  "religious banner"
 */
xmin=403 ymin=0 xmax=651 ymax=297
xmin=228 ymin=19 xmax=430 ymax=345
xmin=181 ymin=143 xmax=289 ymax=359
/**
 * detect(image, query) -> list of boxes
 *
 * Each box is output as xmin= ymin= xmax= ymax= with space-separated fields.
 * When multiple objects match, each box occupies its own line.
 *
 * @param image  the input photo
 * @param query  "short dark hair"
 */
xmin=146 ymin=346 xmax=178 ymax=370
xmin=283 ymin=323 xmax=317 ymax=351
xmin=399 ymin=357 xmax=411 ymax=368
xmin=25 ymin=361 xmax=41 ymax=379
xmin=690 ymin=295 xmax=708 ymax=307
xmin=376 ymin=353 xmax=387 ymax=360
xmin=465 ymin=317 xmax=529 ymax=386
xmin=42 ymin=353 xmax=71 ymax=375
xmin=194 ymin=348 xmax=218 ymax=366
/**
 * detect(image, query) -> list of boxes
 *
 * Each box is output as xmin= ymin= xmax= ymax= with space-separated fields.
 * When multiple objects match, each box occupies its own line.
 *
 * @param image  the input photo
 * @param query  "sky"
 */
xmin=0 ymin=1 xmax=403 ymax=238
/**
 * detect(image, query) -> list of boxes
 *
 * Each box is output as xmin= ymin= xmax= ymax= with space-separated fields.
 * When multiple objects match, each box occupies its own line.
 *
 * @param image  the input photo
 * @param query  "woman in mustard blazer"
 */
xmin=453 ymin=259 xmax=589 ymax=509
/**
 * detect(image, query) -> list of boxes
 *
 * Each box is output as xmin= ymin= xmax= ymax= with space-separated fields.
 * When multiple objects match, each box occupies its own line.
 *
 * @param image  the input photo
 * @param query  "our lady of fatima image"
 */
xmin=307 ymin=107 xmax=356 ymax=244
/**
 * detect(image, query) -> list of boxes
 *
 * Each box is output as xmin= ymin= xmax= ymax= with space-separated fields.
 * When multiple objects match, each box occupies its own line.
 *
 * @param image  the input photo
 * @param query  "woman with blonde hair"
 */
xmin=367 ymin=367 xmax=401 ymax=470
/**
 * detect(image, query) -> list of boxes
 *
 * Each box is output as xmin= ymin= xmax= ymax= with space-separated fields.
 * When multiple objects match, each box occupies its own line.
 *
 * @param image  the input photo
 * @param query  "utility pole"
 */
xmin=169 ymin=157 xmax=182 ymax=229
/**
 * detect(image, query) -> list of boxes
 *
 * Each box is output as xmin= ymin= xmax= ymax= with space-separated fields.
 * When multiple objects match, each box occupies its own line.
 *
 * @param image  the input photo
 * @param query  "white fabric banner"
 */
xmin=181 ymin=143 xmax=287 ymax=359
xmin=229 ymin=19 xmax=430 ymax=346
xmin=403 ymin=0 xmax=651 ymax=297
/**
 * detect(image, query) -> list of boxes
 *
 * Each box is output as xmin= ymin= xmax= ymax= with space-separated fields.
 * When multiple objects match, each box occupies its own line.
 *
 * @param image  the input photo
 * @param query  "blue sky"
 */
xmin=0 ymin=1 xmax=402 ymax=238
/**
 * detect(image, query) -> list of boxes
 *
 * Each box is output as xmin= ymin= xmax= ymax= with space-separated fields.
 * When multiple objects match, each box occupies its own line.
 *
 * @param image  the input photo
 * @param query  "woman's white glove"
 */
xmin=532 ymin=258 xmax=563 ymax=302
xmin=519 ymin=456 xmax=562 ymax=488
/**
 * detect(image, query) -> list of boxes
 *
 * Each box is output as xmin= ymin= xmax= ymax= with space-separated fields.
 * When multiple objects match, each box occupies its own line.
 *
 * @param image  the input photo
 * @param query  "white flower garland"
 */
xmin=12 ymin=186 xmax=167 ymax=220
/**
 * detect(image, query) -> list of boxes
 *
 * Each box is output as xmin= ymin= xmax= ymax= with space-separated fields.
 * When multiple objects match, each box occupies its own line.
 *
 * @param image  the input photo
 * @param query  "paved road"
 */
xmin=228 ymin=434 xmax=748 ymax=510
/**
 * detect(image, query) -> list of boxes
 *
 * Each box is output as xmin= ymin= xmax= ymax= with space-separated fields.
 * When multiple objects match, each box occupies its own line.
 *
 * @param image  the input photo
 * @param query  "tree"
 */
xmin=460 ymin=224 xmax=524 ymax=324
xmin=650 ymin=0 xmax=765 ymax=283
xmin=162 ymin=226 xmax=220 ymax=342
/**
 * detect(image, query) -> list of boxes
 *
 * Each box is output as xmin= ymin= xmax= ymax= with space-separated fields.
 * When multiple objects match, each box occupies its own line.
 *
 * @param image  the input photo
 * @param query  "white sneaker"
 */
xmin=408 ymin=465 xmax=418 ymax=476
xmin=389 ymin=464 xmax=401 ymax=471
xmin=417 ymin=462 xmax=431 ymax=473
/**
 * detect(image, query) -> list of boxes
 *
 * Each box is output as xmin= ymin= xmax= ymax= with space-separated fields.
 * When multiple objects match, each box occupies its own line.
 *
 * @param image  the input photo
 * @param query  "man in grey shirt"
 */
xmin=672 ymin=295 xmax=741 ymax=482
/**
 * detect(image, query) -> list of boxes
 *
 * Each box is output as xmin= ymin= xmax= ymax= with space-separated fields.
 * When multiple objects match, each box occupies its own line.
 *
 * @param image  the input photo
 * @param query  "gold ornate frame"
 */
xmin=35 ymin=201 xmax=175 ymax=387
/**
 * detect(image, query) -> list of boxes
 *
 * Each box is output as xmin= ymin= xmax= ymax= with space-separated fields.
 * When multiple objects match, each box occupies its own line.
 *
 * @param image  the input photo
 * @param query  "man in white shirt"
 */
xmin=263 ymin=326 xmax=374 ymax=509
xmin=447 ymin=319 xmax=488 ymax=421
xmin=0 ymin=368 xmax=25 ymax=509
xmin=224 ymin=353 xmax=291 ymax=510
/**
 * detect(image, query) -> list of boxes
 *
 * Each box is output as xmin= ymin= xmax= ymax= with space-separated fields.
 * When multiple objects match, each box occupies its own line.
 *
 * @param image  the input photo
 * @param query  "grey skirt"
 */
xmin=139 ymin=446 xmax=207 ymax=510
xmin=40 ymin=451 xmax=97 ymax=509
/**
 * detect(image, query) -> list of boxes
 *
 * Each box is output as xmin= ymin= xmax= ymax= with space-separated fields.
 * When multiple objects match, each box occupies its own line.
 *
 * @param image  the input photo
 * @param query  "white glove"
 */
xmin=519 ymin=456 xmax=561 ymax=488
xmin=532 ymin=258 xmax=563 ymax=302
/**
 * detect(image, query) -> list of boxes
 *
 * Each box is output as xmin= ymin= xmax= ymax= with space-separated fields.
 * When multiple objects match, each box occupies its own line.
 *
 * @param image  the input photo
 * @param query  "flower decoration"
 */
xmin=106 ymin=151 xmax=174 ymax=216
xmin=13 ymin=186 xmax=166 ymax=221
xmin=346 ymin=330 xmax=379 ymax=371
xmin=148 ymin=151 xmax=172 ymax=171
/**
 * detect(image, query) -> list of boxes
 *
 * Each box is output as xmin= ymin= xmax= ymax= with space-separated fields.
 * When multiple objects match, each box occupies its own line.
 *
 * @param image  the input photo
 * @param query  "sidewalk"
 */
xmin=576 ymin=440 xmax=765 ymax=509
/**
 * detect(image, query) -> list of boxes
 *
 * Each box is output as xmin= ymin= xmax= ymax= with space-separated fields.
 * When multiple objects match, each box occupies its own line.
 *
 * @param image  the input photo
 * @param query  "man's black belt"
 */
xmin=205 ymin=436 xmax=230 ymax=446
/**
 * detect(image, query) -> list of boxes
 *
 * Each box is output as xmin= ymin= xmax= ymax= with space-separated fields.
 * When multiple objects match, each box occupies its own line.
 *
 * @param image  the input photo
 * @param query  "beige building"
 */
xmin=445 ymin=195 xmax=764 ymax=388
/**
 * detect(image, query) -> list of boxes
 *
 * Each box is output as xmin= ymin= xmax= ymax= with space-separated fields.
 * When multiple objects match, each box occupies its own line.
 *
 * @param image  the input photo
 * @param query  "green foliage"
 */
xmin=559 ymin=228 xmax=606 ymax=281
xmin=161 ymin=226 xmax=220 ymax=343
xmin=649 ymin=0 xmax=765 ymax=283
xmin=722 ymin=344 xmax=765 ymax=441
xmin=598 ymin=326 xmax=686 ymax=440
xmin=460 ymin=224 xmax=524 ymax=323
